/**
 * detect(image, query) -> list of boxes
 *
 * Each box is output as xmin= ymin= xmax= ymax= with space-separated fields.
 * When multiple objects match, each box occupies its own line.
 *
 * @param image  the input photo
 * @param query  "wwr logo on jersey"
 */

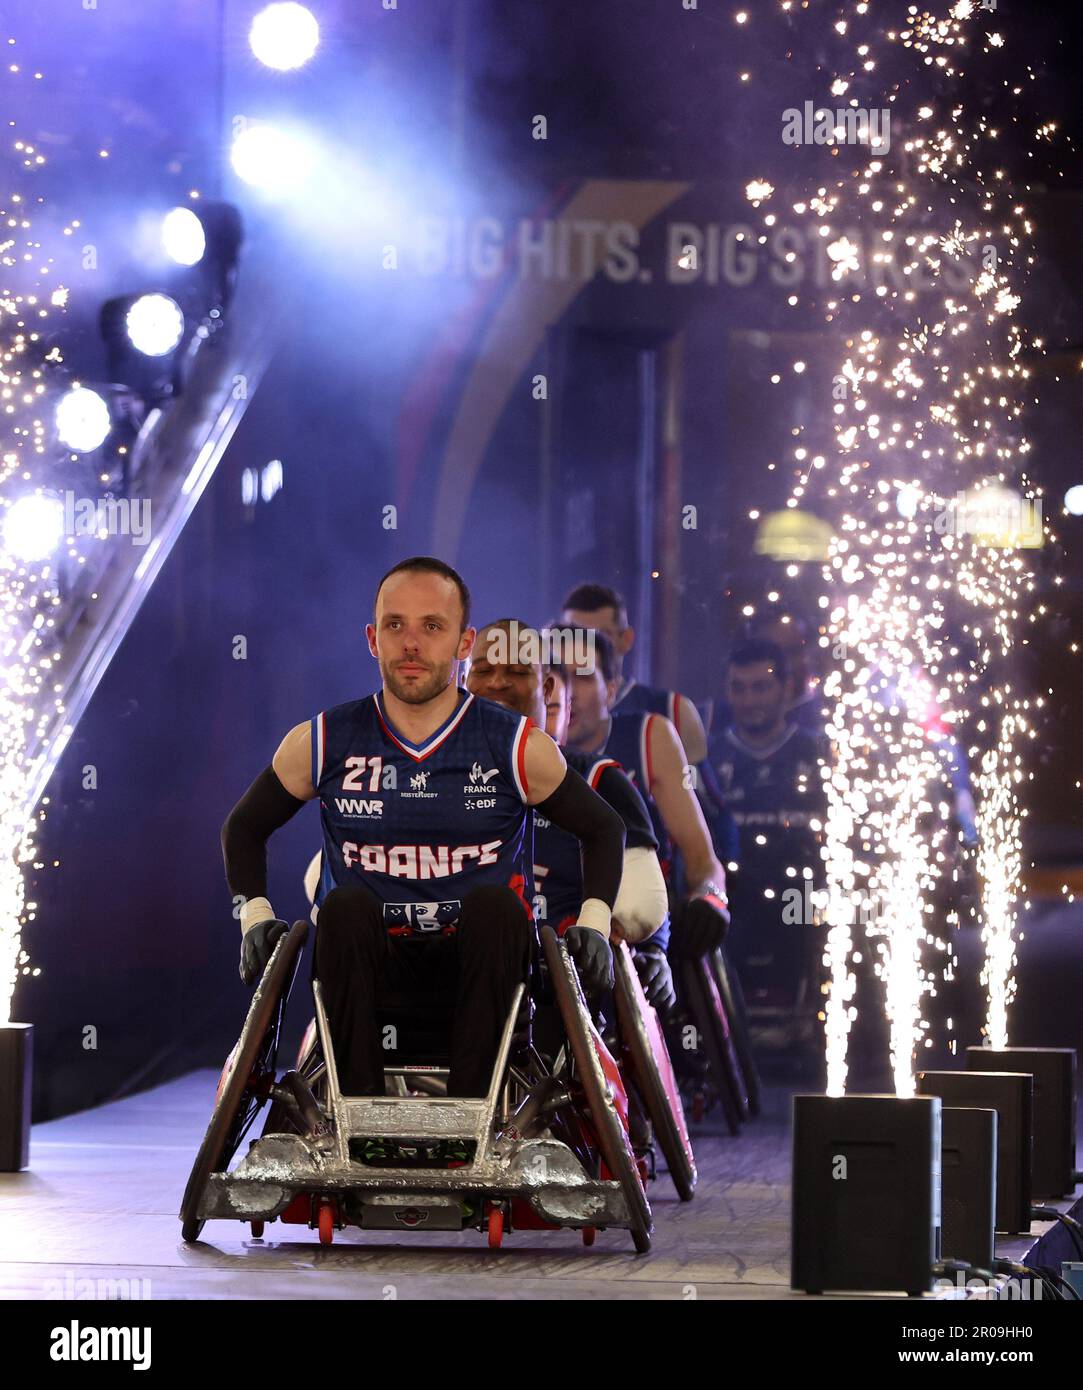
xmin=332 ymin=797 xmax=384 ymax=819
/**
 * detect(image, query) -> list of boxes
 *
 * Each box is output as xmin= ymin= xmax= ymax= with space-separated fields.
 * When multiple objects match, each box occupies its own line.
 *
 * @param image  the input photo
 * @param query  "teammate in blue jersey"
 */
xmin=562 ymin=628 xmax=730 ymax=961
xmin=561 ymin=582 xmax=709 ymax=764
xmin=220 ymin=557 xmax=626 ymax=1098
xmin=465 ymin=618 xmax=674 ymax=1011
xmin=561 ymin=581 xmax=738 ymax=869
xmin=709 ymin=639 xmax=827 ymax=1041
xmin=712 ymin=608 xmax=827 ymax=738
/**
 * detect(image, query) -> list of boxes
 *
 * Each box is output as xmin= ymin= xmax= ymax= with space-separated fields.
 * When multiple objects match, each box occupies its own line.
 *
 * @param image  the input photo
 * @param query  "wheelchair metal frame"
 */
xmin=190 ymin=934 xmax=642 ymax=1237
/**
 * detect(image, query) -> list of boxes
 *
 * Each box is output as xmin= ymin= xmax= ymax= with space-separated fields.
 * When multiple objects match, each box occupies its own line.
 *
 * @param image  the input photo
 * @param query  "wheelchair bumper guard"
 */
xmin=197 ymin=1131 xmax=633 ymax=1229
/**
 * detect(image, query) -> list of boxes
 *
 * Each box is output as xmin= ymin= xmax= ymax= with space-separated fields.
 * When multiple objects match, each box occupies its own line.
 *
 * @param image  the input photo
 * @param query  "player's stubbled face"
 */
xmin=567 ymin=668 xmax=606 ymax=745
xmin=727 ymin=661 xmax=787 ymax=736
xmin=373 ymin=572 xmax=465 ymax=705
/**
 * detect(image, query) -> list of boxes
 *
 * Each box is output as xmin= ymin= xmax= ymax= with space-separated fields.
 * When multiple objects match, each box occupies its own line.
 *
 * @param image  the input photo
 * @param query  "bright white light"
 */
xmin=896 ymin=484 xmax=921 ymax=519
xmin=3 ymin=494 xmax=65 ymax=562
xmin=1064 ymin=485 xmax=1083 ymax=516
xmin=162 ymin=207 xmax=206 ymax=266
xmin=55 ymin=387 xmax=110 ymax=453
xmin=261 ymin=459 xmax=283 ymax=502
xmin=249 ymin=3 xmax=320 ymax=71
xmin=125 ymin=294 xmax=185 ymax=356
xmin=230 ymin=123 xmax=313 ymax=194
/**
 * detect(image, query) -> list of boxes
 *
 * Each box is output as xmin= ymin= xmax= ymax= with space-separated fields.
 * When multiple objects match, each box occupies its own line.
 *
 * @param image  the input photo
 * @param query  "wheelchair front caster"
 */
xmin=317 ymin=1200 xmax=336 ymax=1245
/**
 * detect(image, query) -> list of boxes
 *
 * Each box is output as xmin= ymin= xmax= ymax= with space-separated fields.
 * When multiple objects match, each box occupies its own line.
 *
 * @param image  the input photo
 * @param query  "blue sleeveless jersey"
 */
xmin=531 ymin=749 xmax=620 ymax=929
xmin=599 ymin=711 xmax=671 ymax=875
xmin=311 ymin=688 xmax=534 ymax=929
xmin=611 ymin=678 xmax=680 ymax=725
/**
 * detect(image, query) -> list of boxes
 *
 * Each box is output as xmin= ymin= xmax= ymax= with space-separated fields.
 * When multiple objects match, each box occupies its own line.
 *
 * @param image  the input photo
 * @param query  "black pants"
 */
xmin=313 ymin=883 xmax=532 ymax=1097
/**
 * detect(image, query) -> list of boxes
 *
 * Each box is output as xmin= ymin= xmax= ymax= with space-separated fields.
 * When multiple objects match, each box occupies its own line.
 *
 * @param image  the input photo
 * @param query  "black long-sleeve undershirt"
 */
xmin=221 ymin=764 xmax=307 ymax=902
xmin=534 ymin=766 xmax=626 ymax=907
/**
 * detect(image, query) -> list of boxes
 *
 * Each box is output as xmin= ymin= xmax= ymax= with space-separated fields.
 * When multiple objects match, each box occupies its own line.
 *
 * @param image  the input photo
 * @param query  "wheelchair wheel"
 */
xmin=613 ymin=942 xmax=697 ymax=1202
xmin=540 ymin=926 xmax=653 ymax=1254
xmin=679 ymin=955 xmax=745 ymax=1136
xmin=707 ymin=946 xmax=761 ymax=1118
xmin=179 ymin=921 xmax=308 ymax=1242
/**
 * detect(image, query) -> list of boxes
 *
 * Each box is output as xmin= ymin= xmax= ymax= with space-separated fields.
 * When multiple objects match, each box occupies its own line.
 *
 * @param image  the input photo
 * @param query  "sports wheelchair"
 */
xmin=666 ymin=944 xmax=762 ymax=1133
xmin=180 ymin=918 xmax=694 ymax=1252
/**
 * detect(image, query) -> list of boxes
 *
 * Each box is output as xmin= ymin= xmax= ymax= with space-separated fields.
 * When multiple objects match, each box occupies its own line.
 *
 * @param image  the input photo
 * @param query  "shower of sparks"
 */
xmin=1 ymin=43 xmax=68 ymax=1020
xmin=741 ymin=1 xmax=1054 ymax=1091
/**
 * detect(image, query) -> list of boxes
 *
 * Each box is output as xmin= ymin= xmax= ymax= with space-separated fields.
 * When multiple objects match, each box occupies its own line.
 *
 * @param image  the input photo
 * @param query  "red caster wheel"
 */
xmin=250 ymin=1220 xmax=265 ymax=1239
xmin=317 ymin=1201 xmax=335 ymax=1246
xmin=691 ymin=1092 xmax=705 ymax=1123
xmin=486 ymin=1203 xmax=504 ymax=1249
xmin=581 ymin=1226 xmax=597 ymax=1247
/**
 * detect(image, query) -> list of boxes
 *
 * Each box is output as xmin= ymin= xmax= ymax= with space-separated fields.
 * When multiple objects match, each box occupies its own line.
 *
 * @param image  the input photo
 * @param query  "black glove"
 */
xmin=671 ymin=891 xmax=729 ymax=959
xmin=564 ymin=926 xmax=614 ymax=996
xmin=239 ymin=918 xmax=289 ymax=986
xmin=633 ymin=941 xmax=677 ymax=1017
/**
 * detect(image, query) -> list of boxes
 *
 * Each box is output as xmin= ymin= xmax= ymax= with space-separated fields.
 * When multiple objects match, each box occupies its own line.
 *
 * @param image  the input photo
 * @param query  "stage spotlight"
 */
xmin=159 ymin=201 xmax=244 ymax=311
xmin=3 ymin=492 xmax=65 ymax=563
xmin=55 ymin=386 xmax=111 ymax=453
xmin=162 ymin=206 xmax=207 ymax=266
xmin=230 ymin=123 xmax=313 ymax=193
xmin=101 ymin=296 xmax=187 ymax=404
xmin=250 ymin=3 xmax=320 ymax=71
xmin=1064 ymin=485 xmax=1083 ymax=515
xmin=125 ymin=293 xmax=185 ymax=357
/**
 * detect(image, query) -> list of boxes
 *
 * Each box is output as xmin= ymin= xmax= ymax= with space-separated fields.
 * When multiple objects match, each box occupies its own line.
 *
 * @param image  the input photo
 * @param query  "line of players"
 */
xmin=543 ymin=584 xmax=980 ymax=1056
xmin=230 ymin=561 xmax=977 ymax=1115
xmin=472 ymin=584 xmax=828 ymax=1055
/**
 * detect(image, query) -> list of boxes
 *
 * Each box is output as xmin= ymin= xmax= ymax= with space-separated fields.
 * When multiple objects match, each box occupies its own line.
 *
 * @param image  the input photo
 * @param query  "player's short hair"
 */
xmin=561 ymin=582 xmax=628 ymax=627
xmin=374 ymin=556 xmax=472 ymax=631
xmin=728 ymin=638 xmax=789 ymax=685
xmin=474 ymin=617 xmax=534 ymax=664
xmin=553 ymin=627 xmax=619 ymax=685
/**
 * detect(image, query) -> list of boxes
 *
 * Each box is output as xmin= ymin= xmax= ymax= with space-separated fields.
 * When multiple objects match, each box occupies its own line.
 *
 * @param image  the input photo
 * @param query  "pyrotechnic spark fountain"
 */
xmin=737 ymin=0 xmax=1053 ymax=1091
xmin=0 ymin=43 xmax=69 ymax=1022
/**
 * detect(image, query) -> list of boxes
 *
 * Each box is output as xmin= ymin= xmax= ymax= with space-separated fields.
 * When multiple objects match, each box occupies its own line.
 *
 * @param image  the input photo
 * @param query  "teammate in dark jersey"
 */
xmin=709 ymin=638 xmax=826 ymax=1040
xmin=563 ymin=628 xmax=729 ymax=960
xmin=220 ymin=558 xmax=626 ymax=1098
xmin=561 ymin=583 xmax=709 ymax=765
xmin=465 ymin=619 xmax=673 ymax=1009
xmin=712 ymin=608 xmax=827 ymax=738
xmin=561 ymin=582 xmax=737 ymax=871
